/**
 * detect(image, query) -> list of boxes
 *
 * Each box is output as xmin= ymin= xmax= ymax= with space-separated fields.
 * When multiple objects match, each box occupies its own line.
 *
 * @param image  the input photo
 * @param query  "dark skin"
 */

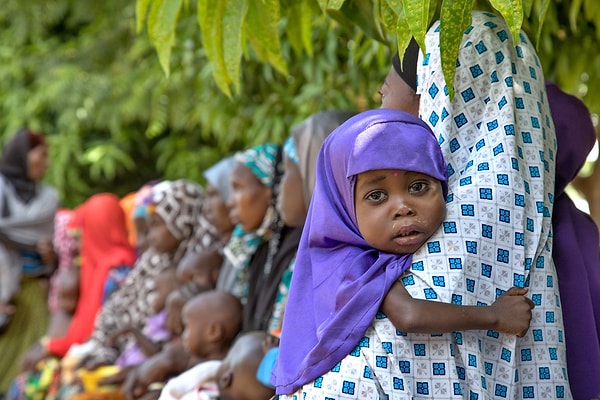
xmin=355 ymin=169 xmax=534 ymax=336
xmin=19 ymin=267 xmax=79 ymax=372
xmin=216 ymin=331 xmax=276 ymax=400
xmin=121 ymin=291 xmax=242 ymax=400
xmin=121 ymin=341 xmax=200 ymax=400
xmin=107 ymin=326 xmax=163 ymax=362
xmin=375 ymin=64 xmax=535 ymax=337
xmin=175 ymin=246 xmax=223 ymax=287
xmin=382 ymin=285 xmax=533 ymax=336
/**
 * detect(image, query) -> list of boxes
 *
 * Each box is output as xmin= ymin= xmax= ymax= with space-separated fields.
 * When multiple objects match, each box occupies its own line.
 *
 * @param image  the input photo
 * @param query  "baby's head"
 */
xmin=55 ymin=267 xmax=80 ymax=314
xmin=175 ymin=247 xmax=222 ymax=287
xmin=316 ymin=108 xmax=448 ymax=255
xmin=181 ymin=290 xmax=242 ymax=358
xmin=216 ymin=331 xmax=275 ymax=400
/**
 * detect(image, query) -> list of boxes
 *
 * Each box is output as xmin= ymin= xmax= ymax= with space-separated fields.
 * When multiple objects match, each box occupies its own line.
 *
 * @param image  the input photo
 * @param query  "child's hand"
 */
xmin=106 ymin=326 xmax=133 ymax=346
xmin=490 ymin=287 xmax=534 ymax=337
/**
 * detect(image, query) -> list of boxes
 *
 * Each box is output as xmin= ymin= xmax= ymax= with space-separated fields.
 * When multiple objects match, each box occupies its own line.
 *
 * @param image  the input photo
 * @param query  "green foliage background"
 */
xmin=0 ymin=0 xmax=598 ymax=208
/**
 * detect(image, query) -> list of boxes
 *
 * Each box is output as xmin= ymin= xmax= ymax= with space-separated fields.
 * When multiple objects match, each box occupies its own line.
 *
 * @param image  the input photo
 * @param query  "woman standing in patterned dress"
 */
xmin=275 ymin=11 xmax=571 ymax=399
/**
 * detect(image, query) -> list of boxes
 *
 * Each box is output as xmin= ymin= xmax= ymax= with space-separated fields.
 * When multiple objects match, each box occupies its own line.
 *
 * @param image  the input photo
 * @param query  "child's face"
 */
xmin=176 ymin=248 xmax=221 ymax=286
xmin=181 ymin=299 xmax=207 ymax=357
xmin=216 ymin=333 xmax=275 ymax=400
xmin=228 ymin=163 xmax=272 ymax=232
xmin=147 ymin=213 xmax=180 ymax=253
xmin=277 ymin=155 xmax=307 ymax=227
xmin=205 ymin=184 xmax=235 ymax=237
xmin=355 ymin=169 xmax=446 ymax=255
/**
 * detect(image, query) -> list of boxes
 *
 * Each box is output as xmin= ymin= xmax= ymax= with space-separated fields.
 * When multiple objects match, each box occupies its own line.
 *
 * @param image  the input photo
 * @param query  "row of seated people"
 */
xmin=3 ymin=110 xmax=352 ymax=400
xmin=0 ymin=14 xmax=599 ymax=398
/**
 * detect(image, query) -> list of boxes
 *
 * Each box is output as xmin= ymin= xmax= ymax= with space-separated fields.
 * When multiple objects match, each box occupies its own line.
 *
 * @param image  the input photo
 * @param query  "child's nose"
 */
xmin=393 ymin=197 xmax=414 ymax=217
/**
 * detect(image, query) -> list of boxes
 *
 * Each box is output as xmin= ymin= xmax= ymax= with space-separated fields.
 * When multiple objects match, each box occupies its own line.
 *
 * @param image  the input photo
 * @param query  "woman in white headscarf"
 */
xmin=276 ymin=11 xmax=571 ymax=399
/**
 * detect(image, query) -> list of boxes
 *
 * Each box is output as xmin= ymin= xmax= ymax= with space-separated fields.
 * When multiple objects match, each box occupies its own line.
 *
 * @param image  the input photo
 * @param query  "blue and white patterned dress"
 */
xmin=284 ymin=11 xmax=571 ymax=399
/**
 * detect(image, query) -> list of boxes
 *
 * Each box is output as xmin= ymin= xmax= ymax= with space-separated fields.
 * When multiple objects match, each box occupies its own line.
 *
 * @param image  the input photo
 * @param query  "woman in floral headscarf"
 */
xmin=77 ymin=180 xmax=217 ymax=370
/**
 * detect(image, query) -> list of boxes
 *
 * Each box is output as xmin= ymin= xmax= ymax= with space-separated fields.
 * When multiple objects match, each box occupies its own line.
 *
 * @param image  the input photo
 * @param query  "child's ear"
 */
xmin=206 ymin=321 xmax=224 ymax=342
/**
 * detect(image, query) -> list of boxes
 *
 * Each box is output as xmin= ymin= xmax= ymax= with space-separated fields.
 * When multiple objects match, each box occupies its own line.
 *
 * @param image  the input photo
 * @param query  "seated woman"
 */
xmin=0 ymin=129 xmax=59 ymax=392
xmin=75 ymin=180 xmax=217 ymax=372
xmin=123 ymin=144 xmax=302 ymax=400
xmin=10 ymin=193 xmax=137 ymax=399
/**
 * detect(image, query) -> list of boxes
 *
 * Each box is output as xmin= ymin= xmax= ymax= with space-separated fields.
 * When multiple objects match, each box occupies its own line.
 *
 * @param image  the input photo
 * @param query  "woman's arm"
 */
xmin=381 ymin=280 xmax=534 ymax=336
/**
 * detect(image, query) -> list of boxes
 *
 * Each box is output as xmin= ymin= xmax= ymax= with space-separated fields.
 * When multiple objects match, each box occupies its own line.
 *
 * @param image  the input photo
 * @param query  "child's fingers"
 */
xmin=505 ymin=287 xmax=528 ymax=296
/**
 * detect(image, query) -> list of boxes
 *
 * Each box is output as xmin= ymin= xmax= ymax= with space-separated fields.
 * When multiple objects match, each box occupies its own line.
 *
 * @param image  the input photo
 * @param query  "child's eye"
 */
xmin=409 ymin=182 xmax=429 ymax=194
xmin=365 ymin=190 xmax=387 ymax=202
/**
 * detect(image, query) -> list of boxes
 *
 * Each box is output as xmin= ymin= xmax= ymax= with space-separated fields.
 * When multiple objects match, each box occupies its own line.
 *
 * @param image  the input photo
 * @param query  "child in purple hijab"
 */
xmin=274 ymin=108 xmax=535 ymax=395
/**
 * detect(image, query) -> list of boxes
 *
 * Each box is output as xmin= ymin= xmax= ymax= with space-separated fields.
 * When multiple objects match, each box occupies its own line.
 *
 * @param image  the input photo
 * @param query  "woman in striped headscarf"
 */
xmin=227 ymin=143 xmax=303 ymax=333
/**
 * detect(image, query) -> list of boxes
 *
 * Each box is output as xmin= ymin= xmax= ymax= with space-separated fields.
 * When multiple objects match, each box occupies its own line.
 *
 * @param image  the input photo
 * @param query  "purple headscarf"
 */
xmin=547 ymin=81 xmax=600 ymax=399
xmin=273 ymin=108 xmax=448 ymax=394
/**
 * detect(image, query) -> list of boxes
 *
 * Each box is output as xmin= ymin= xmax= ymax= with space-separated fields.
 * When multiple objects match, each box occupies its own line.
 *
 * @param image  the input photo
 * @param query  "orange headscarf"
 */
xmin=47 ymin=193 xmax=136 ymax=357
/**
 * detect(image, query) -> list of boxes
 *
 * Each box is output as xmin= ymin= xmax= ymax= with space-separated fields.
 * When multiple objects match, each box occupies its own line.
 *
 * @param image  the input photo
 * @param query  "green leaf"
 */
xmin=327 ymin=0 xmax=388 ymax=43
xmin=222 ymin=0 xmax=247 ymax=94
xmin=535 ymin=0 xmax=551 ymax=45
xmin=379 ymin=0 xmax=398 ymax=33
xmin=395 ymin=2 xmax=414 ymax=57
xmin=136 ymin=0 xmax=152 ymax=33
xmin=286 ymin=3 xmax=304 ymax=54
xmin=147 ymin=0 xmax=183 ymax=76
xmin=522 ymin=0 xmax=532 ymax=18
xmin=404 ymin=0 xmax=431 ymax=51
xmin=198 ymin=0 xmax=232 ymax=97
xmin=245 ymin=0 xmax=287 ymax=75
xmin=489 ymin=0 xmax=523 ymax=45
xmin=327 ymin=0 xmax=345 ymax=10
xmin=285 ymin=0 xmax=315 ymax=56
xmin=385 ymin=0 xmax=402 ymax=15
xmin=569 ymin=0 xmax=583 ymax=34
xmin=440 ymin=0 xmax=475 ymax=100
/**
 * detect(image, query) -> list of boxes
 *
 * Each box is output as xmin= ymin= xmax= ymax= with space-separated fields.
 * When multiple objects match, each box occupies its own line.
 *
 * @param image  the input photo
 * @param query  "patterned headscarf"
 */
xmin=395 ymin=10 xmax=567 ymax=396
xmin=283 ymin=138 xmax=298 ymax=165
xmin=151 ymin=180 xmax=204 ymax=242
xmin=132 ymin=183 xmax=156 ymax=219
xmin=84 ymin=179 xmax=216 ymax=365
xmin=223 ymin=144 xmax=281 ymax=300
xmin=275 ymin=109 xmax=447 ymax=393
xmin=234 ymin=144 xmax=279 ymax=187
